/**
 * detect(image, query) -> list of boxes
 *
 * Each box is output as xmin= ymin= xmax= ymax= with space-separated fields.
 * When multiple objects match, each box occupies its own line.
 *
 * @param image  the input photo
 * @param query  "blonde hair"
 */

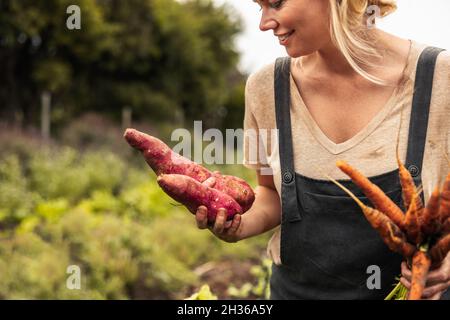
xmin=329 ymin=0 xmax=398 ymax=85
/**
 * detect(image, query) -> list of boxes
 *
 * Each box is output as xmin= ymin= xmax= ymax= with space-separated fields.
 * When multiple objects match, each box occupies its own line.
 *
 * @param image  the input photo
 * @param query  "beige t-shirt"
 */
xmin=243 ymin=40 xmax=450 ymax=265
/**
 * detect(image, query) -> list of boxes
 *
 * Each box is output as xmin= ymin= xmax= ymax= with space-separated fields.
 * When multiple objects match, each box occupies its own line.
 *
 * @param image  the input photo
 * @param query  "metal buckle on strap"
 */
xmin=282 ymin=171 xmax=294 ymax=184
xmin=408 ymin=165 xmax=420 ymax=177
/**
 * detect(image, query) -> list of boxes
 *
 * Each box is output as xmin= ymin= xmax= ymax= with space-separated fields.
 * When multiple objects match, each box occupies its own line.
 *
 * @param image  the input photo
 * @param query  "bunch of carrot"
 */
xmin=326 ymin=155 xmax=449 ymax=300
xmin=123 ymin=128 xmax=255 ymax=222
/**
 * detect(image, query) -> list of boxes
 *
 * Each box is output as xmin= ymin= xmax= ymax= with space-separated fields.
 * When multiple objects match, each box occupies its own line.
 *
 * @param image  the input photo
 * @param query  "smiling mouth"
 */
xmin=277 ymin=30 xmax=295 ymax=41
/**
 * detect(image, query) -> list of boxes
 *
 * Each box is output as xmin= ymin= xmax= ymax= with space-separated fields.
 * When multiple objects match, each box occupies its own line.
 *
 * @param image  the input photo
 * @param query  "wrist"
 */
xmin=236 ymin=211 xmax=263 ymax=241
xmin=235 ymin=213 xmax=250 ymax=241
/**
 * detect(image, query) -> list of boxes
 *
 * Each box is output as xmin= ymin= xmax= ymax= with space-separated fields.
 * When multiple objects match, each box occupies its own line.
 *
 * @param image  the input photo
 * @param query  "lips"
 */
xmin=276 ymin=30 xmax=295 ymax=43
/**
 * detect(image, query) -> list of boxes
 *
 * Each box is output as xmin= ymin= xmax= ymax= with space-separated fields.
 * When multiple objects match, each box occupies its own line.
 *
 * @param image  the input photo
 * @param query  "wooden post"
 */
xmin=122 ymin=107 xmax=132 ymax=129
xmin=41 ymin=91 xmax=51 ymax=140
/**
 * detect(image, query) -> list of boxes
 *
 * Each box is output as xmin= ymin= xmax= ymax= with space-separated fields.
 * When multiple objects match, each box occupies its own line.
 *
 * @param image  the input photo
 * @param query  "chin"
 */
xmin=285 ymin=47 xmax=306 ymax=58
xmin=285 ymin=43 xmax=317 ymax=58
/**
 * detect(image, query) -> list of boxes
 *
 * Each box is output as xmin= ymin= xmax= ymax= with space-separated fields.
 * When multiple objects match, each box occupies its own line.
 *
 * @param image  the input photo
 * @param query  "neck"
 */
xmin=300 ymin=29 xmax=386 ymax=79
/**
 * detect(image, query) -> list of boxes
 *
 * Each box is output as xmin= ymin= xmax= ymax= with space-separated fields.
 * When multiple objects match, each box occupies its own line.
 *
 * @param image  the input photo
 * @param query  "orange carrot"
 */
xmin=421 ymin=186 xmax=442 ymax=236
xmin=443 ymin=218 xmax=450 ymax=234
xmin=429 ymin=233 xmax=450 ymax=265
xmin=337 ymin=160 xmax=405 ymax=229
xmin=408 ymin=250 xmax=431 ymax=300
xmin=360 ymin=205 xmax=412 ymax=257
xmin=394 ymin=111 xmax=422 ymax=220
xmin=396 ymin=147 xmax=423 ymax=213
xmin=404 ymin=192 xmax=423 ymax=244
xmin=387 ymin=223 xmax=417 ymax=258
xmin=325 ymin=172 xmax=415 ymax=258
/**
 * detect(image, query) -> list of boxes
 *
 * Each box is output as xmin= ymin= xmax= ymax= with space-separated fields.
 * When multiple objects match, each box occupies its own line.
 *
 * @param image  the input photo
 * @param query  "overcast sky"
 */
xmin=212 ymin=0 xmax=450 ymax=74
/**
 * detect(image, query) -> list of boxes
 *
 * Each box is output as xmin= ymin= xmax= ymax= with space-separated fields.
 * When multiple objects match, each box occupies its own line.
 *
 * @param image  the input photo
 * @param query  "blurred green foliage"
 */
xmin=0 ymin=0 xmax=264 ymax=298
xmin=185 ymin=284 xmax=218 ymax=300
xmin=0 ymin=0 xmax=246 ymax=130
xmin=227 ymin=258 xmax=272 ymax=300
xmin=0 ymin=131 xmax=269 ymax=299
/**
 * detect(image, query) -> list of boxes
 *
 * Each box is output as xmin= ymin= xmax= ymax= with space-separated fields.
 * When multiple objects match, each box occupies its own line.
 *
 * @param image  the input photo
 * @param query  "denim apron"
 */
xmin=270 ymin=47 xmax=448 ymax=300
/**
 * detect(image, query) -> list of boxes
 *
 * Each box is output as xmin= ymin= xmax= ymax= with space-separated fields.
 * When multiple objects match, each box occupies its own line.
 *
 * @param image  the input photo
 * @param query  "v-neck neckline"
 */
xmin=289 ymin=40 xmax=415 ymax=155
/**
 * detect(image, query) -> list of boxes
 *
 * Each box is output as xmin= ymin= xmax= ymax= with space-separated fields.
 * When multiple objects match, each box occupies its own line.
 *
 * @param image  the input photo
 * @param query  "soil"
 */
xmin=185 ymin=257 xmax=265 ymax=300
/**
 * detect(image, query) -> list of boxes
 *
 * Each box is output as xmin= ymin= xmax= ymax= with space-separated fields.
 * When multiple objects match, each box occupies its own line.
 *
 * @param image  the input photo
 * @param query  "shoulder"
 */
xmin=410 ymin=41 xmax=450 ymax=98
xmin=245 ymin=60 xmax=276 ymax=98
xmin=435 ymin=48 xmax=450 ymax=76
xmin=435 ymin=46 xmax=450 ymax=63
xmin=414 ymin=41 xmax=450 ymax=70
xmin=429 ymin=45 xmax=450 ymax=97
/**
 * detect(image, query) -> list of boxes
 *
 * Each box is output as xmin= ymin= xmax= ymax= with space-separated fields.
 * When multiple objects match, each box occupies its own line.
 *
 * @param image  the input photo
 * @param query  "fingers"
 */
xmin=400 ymin=276 xmax=411 ymax=289
xmin=225 ymin=214 xmax=241 ymax=236
xmin=196 ymin=207 xmax=240 ymax=242
xmin=427 ymin=291 xmax=443 ymax=300
xmin=400 ymin=259 xmax=450 ymax=299
xmin=424 ymin=268 xmax=449 ymax=287
xmin=421 ymin=282 xmax=450 ymax=299
xmin=213 ymin=209 xmax=227 ymax=234
xmin=196 ymin=206 xmax=208 ymax=229
xmin=401 ymin=261 xmax=412 ymax=282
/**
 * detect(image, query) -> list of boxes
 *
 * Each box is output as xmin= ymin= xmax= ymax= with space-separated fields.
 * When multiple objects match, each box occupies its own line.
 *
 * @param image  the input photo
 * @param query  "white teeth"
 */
xmin=278 ymin=31 xmax=294 ymax=41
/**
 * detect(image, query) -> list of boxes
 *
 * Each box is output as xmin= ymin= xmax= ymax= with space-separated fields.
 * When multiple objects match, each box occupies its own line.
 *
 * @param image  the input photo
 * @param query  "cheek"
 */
xmin=285 ymin=26 xmax=330 ymax=57
xmin=307 ymin=10 xmax=330 ymax=36
xmin=295 ymin=15 xmax=330 ymax=43
xmin=299 ymin=2 xmax=330 ymax=35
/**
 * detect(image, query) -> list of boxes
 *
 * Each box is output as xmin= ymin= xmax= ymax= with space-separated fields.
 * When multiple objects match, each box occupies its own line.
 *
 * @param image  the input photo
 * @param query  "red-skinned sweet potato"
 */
xmin=205 ymin=172 xmax=255 ymax=212
xmin=124 ymin=128 xmax=255 ymax=212
xmin=157 ymin=174 xmax=242 ymax=222
xmin=124 ymin=128 xmax=211 ymax=182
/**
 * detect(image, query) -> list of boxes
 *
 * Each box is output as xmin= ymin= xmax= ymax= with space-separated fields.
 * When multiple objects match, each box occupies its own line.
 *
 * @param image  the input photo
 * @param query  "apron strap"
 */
xmin=274 ymin=57 xmax=301 ymax=222
xmin=405 ymin=47 xmax=446 ymax=190
xmin=274 ymin=46 xmax=445 ymax=221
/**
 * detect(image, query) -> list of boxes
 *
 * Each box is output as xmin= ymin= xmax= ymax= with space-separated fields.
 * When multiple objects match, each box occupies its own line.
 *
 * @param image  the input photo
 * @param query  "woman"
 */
xmin=195 ymin=0 xmax=450 ymax=299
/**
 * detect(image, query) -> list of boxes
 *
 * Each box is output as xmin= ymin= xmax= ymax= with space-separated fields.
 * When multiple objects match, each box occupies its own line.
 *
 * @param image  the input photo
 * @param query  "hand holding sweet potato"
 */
xmin=124 ymin=128 xmax=255 ymax=223
xmin=195 ymin=206 xmax=243 ymax=243
xmin=157 ymin=174 xmax=242 ymax=222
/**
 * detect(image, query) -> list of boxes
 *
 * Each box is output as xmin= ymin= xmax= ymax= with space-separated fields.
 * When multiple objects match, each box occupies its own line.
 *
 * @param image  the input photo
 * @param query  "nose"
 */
xmin=259 ymin=9 xmax=278 ymax=32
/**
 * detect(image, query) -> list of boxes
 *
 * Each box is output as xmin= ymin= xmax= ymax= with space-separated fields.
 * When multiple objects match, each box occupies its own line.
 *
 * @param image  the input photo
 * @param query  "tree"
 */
xmin=0 ymin=0 xmax=244 ymax=131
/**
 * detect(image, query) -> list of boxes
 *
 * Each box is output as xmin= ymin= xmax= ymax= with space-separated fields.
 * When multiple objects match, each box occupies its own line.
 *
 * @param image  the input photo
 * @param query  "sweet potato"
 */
xmin=124 ymin=128 xmax=255 ymax=211
xmin=208 ymin=172 xmax=255 ymax=212
xmin=124 ymin=128 xmax=211 ymax=181
xmin=157 ymin=174 xmax=242 ymax=222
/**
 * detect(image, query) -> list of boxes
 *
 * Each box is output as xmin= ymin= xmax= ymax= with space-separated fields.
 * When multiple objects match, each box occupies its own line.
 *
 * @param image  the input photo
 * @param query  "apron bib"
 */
xmin=270 ymin=47 xmax=448 ymax=300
